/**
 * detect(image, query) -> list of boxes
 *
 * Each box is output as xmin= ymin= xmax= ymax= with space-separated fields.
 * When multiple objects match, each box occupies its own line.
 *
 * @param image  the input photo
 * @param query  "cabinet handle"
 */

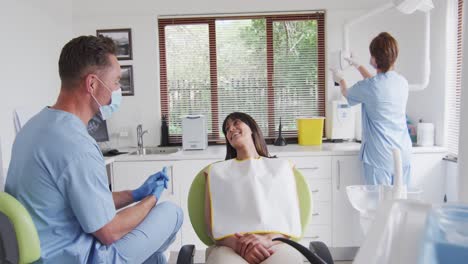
xmin=298 ymin=166 xmax=319 ymax=170
xmin=310 ymin=235 xmax=320 ymax=239
xmin=337 ymin=160 xmax=341 ymax=190
xmin=311 ymin=189 xmax=319 ymax=193
xmin=170 ymin=165 xmax=174 ymax=195
xmin=312 ymin=212 xmax=320 ymax=216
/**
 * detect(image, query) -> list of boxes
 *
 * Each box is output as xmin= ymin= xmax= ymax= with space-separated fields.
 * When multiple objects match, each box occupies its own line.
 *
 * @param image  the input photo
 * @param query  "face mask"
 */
xmin=91 ymin=77 xmax=122 ymax=120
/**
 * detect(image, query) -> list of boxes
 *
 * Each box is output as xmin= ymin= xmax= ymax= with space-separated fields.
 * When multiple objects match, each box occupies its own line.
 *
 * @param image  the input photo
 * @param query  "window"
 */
xmin=446 ymin=0 xmax=463 ymax=157
xmin=159 ymin=12 xmax=325 ymax=143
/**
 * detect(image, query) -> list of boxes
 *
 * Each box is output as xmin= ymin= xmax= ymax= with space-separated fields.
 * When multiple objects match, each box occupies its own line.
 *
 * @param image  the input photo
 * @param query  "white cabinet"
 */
xmin=112 ymin=161 xmax=179 ymax=204
xmin=176 ymin=159 xmax=217 ymax=250
xmin=112 ymin=160 xmax=181 ymax=251
xmin=112 ymin=159 xmax=216 ymax=253
xmin=110 ymin=147 xmax=447 ymax=259
xmin=329 ymin=152 xmax=447 ymax=250
xmin=289 ymin=156 xmax=333 ymax=248
xmin=331 ymin=155 xmax=364 ymax=248
xmin=410 ymin=153 xmax=447 ymax=204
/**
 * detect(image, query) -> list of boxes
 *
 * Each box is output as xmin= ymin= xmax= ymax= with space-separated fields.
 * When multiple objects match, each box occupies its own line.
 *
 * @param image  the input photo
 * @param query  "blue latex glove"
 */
xmin=152 ymin=179 xmax=167 ymax=201
xmin=131 ymin=167 xmax=169 ymax=201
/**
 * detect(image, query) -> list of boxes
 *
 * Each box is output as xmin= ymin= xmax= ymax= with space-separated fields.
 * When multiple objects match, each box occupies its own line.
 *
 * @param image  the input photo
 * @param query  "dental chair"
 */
xmin=176 ymin=166 xmax=334 ymax=264
xmin=0 ymin=192 xmax=41 ymax=264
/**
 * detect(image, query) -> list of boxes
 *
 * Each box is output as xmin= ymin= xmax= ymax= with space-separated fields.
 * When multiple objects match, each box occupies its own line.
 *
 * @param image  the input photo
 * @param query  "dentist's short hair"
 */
xmin=58 ymin=35 xmax=116 ymax=89
xmin=369 ymin=32 xmax=399 ymax=72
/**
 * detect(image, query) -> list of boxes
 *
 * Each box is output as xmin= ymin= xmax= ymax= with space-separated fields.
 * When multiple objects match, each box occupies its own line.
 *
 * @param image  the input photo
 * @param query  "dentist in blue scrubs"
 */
xmin=331 ymin=32 xmax=412 ymax=185
xmin=6 ymin=36 xmax=183 ymax=263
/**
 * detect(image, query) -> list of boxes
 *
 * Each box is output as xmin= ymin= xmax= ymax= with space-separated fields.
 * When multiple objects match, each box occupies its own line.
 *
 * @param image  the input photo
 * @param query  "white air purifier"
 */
xmin=326 ymin=100 xmax=355 ymax=141
xmin=182 ymin=115 xmax=208 ymax=150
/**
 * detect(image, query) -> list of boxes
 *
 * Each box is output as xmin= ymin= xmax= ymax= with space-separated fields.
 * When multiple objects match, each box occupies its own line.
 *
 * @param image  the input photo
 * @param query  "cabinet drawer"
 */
xmin=301 ymin=225 xmax=331 ymax=248
xmin=112 ymin=161 xmax=178 ymax=202
xmin=308 ymin=179 xmax=331 ymax=201
xmin=309 ymin=201 xmax=331 ymax=225
xmin=291 ymin=156 xmax=331 ymax=179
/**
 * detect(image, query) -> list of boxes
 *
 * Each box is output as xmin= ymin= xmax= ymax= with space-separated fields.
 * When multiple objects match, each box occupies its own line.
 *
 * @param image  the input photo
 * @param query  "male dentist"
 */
xmin=6 ymin=36 xmax=183 ymax=263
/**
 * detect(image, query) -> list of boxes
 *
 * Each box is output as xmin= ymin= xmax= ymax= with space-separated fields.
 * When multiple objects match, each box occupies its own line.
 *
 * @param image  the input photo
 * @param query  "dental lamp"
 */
xmin=340 ymin=0 xmax=434 ymax=90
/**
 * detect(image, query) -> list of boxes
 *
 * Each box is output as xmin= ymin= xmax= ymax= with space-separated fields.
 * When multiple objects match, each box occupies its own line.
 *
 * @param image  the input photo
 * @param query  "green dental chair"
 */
xmin=176 ymin=166 xmax=334 ymax=264
xmin=0 ymin=192 xmax=41 ymax=264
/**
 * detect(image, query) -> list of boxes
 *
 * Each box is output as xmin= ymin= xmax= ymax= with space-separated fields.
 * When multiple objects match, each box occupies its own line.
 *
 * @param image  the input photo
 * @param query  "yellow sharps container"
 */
xmin=296 ymin=117 xmax=325 ymax=145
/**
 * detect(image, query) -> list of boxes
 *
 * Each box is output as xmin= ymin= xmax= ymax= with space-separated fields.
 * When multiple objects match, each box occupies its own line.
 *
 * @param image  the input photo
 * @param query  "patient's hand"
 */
xmin=242 ymin=244 xmax=272 ymax=264
xmin=235 ymin=233 xmax=274 ymax=263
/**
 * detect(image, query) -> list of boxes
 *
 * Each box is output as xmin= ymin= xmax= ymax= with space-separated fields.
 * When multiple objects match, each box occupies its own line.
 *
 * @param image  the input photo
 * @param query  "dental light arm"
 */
xmin=342 ymin=0 xmax=434 ymax=91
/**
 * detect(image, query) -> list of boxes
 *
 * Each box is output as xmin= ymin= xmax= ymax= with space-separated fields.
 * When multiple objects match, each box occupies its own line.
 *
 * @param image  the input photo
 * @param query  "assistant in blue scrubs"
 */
xmin=6 ymin=36 xmax=182 ymax=263
xmin=331 ymin=32 xmax=412 ymax=185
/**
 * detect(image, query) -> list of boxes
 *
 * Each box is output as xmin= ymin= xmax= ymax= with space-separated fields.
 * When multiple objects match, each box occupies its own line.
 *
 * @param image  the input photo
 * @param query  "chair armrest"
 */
xmin=310 ymin=241 xmax=334 ymax=264
xmin=176 ymin=244 xmax=195 ymax=264
xmin=272 ymin=237 xmax=333 ymax=264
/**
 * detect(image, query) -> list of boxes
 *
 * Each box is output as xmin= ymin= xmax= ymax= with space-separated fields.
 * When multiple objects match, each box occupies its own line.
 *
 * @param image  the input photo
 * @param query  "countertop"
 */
xmin=112 ymin=143 xmax=447 ymax=162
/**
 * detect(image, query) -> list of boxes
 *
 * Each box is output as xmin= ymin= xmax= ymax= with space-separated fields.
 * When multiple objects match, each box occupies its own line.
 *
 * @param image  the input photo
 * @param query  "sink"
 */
xmin=346 ymin=185 xmax=423 ymax=235
xmin=346 ymin=185 xmax=423 ymax=214
xmin=129 ymin=147 xmax=180 ymax=155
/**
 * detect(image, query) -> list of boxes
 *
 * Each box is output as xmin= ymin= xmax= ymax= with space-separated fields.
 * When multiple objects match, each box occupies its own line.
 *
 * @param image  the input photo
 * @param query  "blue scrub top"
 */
xmin=346 ymin=71 xmax=412 ymax=172
xmin=6 ymin=107 xmax=117 ymax=263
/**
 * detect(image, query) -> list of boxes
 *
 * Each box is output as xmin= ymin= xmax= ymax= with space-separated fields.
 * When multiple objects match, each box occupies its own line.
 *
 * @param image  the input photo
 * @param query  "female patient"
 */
xmin=204 ymin=112 xmax=303 ymax=264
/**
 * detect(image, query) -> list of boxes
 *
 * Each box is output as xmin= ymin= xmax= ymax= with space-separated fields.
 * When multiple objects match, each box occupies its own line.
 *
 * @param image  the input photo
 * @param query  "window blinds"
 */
xmin=446 ymin=0 xmax=463 ymax=157
xmin=159 ymin=12 xmax=325 ymax=143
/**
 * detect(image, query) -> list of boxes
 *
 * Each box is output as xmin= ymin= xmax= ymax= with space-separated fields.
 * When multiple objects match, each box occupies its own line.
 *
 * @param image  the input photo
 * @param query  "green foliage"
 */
xmin=164 ymin=18 xmax=321 ymax=137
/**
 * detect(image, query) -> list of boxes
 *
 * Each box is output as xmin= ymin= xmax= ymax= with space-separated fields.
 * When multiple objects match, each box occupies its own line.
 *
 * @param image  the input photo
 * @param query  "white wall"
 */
xmin=1 ymin=0 xmax=448 ymax=161
xmin=73 ymin=3 xmax=367 ymax=149
xmin=73 ymin=0 xmax=448 ymax=149
xmin=445 ymin=160 xmax=459 ymax=201
xmin=0 ymin=137 xmax=4 ymax=191
xmin=73 ymin=15 xmax=161 ymax=149
xmin=458 ymin=0 xmax=468 ymax=202
xmin=406 ymin=0 xmax=448 ymax=146
xmin=71 ymin=0 xmax=385 ymax=17
xmin=0 ymin=0 xmax=73 ymax=170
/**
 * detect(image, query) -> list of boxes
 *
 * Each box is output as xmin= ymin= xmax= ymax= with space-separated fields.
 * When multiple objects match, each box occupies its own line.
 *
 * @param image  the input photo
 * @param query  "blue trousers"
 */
xmin=363 ymin=162 xmax=411 ymax=186
xmin=94 ymin=201 xmax=184 ymax=264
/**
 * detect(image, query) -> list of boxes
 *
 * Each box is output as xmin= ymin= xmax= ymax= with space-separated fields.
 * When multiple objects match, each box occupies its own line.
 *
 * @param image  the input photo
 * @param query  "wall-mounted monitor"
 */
xmin=87 ymin=114 xmax=109 ymax=143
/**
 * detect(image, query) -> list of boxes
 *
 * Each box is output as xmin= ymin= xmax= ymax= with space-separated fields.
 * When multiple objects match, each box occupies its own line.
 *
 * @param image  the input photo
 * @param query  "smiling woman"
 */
xmin=222 ymin=112 xmax=271 ymax=160
xmin=203 ymin=112 xmax=305 ymax=264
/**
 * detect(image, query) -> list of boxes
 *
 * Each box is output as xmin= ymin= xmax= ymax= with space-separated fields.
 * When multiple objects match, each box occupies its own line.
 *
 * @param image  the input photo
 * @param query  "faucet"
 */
xmin=136 ymin=124 xmax=148 ymax=153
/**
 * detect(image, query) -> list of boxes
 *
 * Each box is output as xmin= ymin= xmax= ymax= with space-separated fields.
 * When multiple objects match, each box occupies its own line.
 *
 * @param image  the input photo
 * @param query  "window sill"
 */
xmin=443 ymin=155 xmax=458 ymax=163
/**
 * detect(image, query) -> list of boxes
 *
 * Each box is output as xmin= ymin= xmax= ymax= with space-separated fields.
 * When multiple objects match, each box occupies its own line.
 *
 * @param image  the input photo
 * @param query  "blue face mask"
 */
xmin=92 ymin=77 xmax=122 ymax=120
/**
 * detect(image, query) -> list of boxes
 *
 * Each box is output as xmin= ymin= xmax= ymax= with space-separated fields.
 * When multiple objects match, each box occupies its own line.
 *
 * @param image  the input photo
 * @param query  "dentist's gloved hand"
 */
xmin=152 ymin=178 xmax=168 ymax=201
xmin=330 ymin=68 xmax=345 ymax=83
xmin=131 ymin=167 xmax=169 ymax=201
xmin=344 ymin=53 xmax=361 ymax=68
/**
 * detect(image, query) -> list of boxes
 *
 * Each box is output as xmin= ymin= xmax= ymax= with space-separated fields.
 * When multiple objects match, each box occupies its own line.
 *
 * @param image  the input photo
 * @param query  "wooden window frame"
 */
xmin=158 ymin=12 xmax=326 ymax=144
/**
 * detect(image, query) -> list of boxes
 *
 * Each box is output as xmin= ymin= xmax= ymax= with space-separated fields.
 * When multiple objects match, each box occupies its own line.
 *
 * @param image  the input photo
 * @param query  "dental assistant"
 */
xmin=6 ymin=36 xmax=182 ymax=263
xmin=331 ymin=32 xmax=412 ymax=185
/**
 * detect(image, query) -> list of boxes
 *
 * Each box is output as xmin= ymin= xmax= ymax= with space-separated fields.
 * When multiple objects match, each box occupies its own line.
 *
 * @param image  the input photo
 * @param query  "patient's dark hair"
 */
xmin=222 ymin=112 xmax=270 ymax=160
xmin=59 ymin=35 xmax=116 ymax=89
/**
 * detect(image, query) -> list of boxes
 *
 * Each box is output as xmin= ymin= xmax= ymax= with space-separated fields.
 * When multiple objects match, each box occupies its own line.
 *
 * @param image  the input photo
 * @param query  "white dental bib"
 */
xmin=207 ymin=157 xmax=301 ymax=240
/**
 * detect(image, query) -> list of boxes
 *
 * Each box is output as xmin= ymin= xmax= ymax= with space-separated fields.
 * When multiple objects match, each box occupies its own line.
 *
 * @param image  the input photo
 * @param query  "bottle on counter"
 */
xmin=160 ymin=114 xmax=169 ymax=147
